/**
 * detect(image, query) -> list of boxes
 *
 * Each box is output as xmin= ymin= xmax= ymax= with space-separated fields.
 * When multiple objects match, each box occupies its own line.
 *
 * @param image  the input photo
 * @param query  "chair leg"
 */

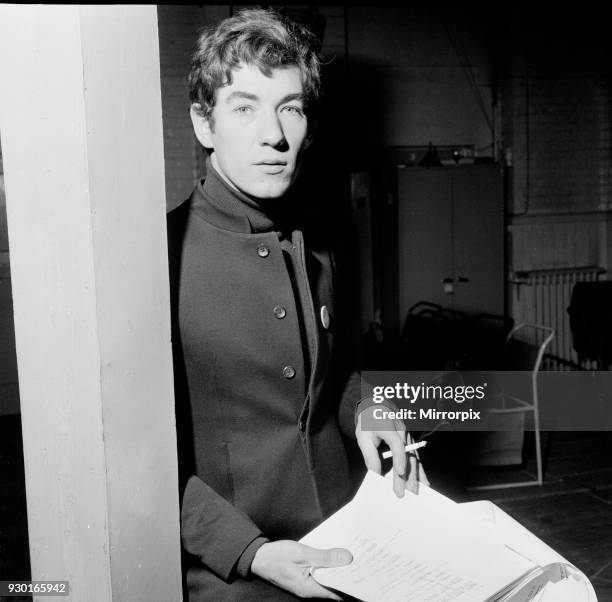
xmin=534 ymin=426 xmax=543 ymax=485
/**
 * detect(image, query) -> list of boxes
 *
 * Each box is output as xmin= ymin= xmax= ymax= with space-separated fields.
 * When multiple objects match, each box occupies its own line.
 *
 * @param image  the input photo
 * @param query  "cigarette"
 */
xmin=382 ymin=440 xmax=427 ymax=459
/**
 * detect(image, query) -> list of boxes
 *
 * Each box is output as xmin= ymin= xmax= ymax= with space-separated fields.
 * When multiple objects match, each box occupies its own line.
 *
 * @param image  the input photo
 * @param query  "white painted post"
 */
xmin=0 ymin=6 xmax=182 ymax=601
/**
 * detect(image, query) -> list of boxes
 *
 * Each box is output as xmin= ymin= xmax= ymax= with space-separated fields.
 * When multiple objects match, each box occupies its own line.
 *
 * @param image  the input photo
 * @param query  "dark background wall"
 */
xmin=344 ymin=5 xmax=495 ymax=153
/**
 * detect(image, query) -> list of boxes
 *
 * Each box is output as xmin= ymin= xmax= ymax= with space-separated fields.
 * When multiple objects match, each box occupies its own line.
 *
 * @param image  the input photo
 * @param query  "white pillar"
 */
xmin=0 ymin=6 xmax=182 ymax=601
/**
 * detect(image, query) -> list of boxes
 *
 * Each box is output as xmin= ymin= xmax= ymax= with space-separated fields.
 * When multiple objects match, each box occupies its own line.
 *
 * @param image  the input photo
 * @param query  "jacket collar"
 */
xmin=190 ymin=157 xmax=298 ymax=235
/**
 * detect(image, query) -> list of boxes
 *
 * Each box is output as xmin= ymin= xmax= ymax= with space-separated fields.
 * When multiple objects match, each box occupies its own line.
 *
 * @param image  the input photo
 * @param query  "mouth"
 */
xmin=254 ymin=161 xmax=287 ymax=175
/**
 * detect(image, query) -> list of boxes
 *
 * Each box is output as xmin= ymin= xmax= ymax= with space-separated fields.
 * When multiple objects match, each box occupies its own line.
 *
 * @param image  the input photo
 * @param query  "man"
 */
xmin=168 ymin=8 xmax=426 ymax=600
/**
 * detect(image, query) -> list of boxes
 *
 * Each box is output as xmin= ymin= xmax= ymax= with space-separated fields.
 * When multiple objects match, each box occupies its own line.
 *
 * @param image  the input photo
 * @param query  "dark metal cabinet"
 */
xmin=396 ymin=164 xmax=505 ymax=325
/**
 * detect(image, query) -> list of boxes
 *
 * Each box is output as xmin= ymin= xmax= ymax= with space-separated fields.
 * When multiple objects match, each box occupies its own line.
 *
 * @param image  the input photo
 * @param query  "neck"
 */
xmin=200 ymin=156 xmax=299 ymax=234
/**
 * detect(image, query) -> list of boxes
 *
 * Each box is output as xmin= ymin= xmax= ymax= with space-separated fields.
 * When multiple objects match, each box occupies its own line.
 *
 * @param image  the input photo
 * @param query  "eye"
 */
xmin=282 ymin=105 xmax=304 ymax=117
xmin=234 ymin=105 xmax=253 ymax=114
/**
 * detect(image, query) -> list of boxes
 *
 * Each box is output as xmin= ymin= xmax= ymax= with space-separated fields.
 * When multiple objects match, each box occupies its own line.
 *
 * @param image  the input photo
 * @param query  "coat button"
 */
xmin=299 ymin=415 xmax=307 ymax=432
xmin=282 ymin=365 xmax=296 ymax=379
xmin=257 ymin=244 xmax=270 ymax=258
xmin=320 ymin=305 xmax=331 ymax=329
xmin=273 ymin=305 xmax=287 ymax=319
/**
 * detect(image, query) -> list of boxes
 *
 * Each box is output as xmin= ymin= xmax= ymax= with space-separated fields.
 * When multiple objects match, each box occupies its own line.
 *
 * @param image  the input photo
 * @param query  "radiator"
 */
xmin=511 ymin=267 xmax=605 ymax=368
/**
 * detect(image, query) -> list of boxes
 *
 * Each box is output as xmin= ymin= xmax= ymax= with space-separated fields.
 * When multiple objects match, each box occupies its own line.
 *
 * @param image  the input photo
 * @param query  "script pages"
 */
xmin=300 ymin=471 xmax=594 ymax=602
xmin=457 ymin=500 xmax=596 ymax=601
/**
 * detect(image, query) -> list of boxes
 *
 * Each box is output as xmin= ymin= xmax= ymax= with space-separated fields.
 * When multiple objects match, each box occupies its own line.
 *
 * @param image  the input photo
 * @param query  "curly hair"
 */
xmin=188 ymin=8 xmax=322 ymax=120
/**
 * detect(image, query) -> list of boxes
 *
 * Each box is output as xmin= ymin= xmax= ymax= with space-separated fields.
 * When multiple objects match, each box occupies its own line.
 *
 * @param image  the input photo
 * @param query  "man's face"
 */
xmin=192 ymin=63 xmax=312 ymax=200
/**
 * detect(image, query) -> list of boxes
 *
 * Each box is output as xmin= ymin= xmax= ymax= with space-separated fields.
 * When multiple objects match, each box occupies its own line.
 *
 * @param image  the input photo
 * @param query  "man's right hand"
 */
xmin=250 ymin=540 xmax=352 ymax=600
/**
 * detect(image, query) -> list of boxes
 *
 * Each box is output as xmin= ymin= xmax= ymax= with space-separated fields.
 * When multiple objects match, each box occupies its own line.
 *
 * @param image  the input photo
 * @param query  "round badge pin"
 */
xmin=320 ymin=305 xmax=330 ymax=330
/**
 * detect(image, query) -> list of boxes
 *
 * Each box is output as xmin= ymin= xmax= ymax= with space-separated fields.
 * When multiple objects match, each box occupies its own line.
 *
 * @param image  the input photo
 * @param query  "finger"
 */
xmin=376 ymin=431 xmax=406 ymax=498
xmin=394 ymin=419 xmax=407 ymax=442
xmin=404 ymin=454 xmax=419 ymax=494
xmin=357 ymin=435 xmax=382 ymax=475
xmin=307 ymin=547 xmax=353 ymax=569
xmin=383 ymin=430 xmax=407 ymax=474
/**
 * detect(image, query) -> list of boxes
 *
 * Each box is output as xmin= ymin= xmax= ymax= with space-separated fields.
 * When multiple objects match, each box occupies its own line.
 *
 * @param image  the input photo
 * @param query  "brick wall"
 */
xmin=157 ymin=6 xmax=204 ymax=211
xmin=158 ymin=6 xmax=233 ymax=211
xmin=506 ymin=59 xmax=610 ymax=216
xmin=503 ymin=6 xmax=612 ymax=273
xmin=345 ymin=5 xmax=495 ymax=154
xmin=503 ymin=6 xmax=612 ymax=342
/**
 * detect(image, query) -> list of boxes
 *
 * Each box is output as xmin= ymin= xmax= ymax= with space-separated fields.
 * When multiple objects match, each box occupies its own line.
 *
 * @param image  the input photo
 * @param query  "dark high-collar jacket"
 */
xmin=167 ymin=163 xmax=363 ymax=600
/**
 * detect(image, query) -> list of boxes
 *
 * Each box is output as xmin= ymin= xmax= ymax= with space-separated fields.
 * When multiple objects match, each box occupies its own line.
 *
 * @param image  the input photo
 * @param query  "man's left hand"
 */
xmin=355 ymin=405 xmax=429 ymax=498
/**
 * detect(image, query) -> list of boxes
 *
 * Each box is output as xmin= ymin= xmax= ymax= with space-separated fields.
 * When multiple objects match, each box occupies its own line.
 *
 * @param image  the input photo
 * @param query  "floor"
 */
xmin=425 ymin=429 xmax=612 ymax=601
xmin=1 ymin=416 xmax=611 ymax=601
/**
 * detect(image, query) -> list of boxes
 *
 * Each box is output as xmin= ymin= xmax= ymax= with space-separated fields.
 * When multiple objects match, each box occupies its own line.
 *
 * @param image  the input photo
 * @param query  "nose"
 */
xmin=257 ymin=109 xmax=286 ymax=149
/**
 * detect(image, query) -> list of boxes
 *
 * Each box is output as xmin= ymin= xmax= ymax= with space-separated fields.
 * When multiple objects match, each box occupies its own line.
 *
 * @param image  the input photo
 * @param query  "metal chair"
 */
xmin=470 ymin=323 xmax=555 ymax=490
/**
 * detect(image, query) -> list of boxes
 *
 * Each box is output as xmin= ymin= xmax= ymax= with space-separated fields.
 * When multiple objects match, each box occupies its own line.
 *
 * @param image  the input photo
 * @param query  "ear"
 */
xmin=190 ymin=104 xmax=214 ymax=149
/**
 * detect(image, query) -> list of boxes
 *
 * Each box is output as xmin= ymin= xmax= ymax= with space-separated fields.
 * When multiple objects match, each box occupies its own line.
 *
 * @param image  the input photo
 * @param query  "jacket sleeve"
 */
xmin=337 ymin=370 xmax=398 ymax=438
xmin=181 ymin=476 xmax=266 ymax=581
